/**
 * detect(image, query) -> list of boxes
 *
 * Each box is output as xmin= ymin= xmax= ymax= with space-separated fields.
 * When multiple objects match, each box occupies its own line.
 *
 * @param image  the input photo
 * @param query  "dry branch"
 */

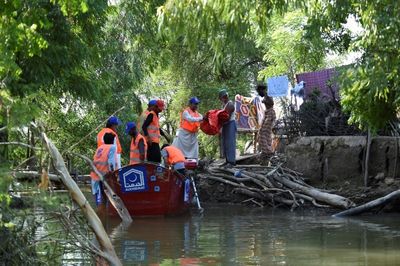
xmin=0 ymin=141 xmax=41 ymax=150
xmin=38 ymin=129 xmax=122 ymax=266
xmin=333 ymin=189 xmax=400 ymax=217
xmin=72 ymin=152 xmax=132 ymax=224
xmin=202 ymin=159 xmax=354 ymax=210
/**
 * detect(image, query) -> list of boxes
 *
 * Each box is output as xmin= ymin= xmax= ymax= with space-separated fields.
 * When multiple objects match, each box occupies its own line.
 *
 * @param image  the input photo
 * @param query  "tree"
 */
xmin=306 ymin=0 xmax=400 ymax=130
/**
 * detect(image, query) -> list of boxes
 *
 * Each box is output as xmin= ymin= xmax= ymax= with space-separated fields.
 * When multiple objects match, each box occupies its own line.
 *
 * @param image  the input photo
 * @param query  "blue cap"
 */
xmin=107 ymin=116 xmax=121 ymax=126
xmin=189 ymin=97 xmax=200 ymax=104
xmin=125 ymin=122 xmax=136 ymax=134
xmin=148 ymin=99 xmax=157 ymax=106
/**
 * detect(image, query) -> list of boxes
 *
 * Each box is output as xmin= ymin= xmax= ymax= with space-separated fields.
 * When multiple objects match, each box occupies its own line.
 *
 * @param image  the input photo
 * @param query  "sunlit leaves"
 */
xmin=308 ymin=0 xmax=400 ymax=130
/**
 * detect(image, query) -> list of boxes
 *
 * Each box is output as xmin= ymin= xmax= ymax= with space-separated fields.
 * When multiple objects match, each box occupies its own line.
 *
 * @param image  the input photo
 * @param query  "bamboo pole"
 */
xmin=38 ymin=130 xmax=122 ymax=266
xmin=72 ymin=152 xmax=132 ymax=224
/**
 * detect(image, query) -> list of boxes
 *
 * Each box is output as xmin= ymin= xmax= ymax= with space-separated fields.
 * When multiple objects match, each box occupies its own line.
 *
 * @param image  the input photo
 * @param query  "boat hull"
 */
xmin=105 ymin=163 xmax=191 ymax=216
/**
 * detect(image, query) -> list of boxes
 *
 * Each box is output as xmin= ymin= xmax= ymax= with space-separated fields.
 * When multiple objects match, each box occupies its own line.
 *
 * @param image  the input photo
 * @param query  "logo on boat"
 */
xmin=119 ymin=166 xmax=148 ymax=192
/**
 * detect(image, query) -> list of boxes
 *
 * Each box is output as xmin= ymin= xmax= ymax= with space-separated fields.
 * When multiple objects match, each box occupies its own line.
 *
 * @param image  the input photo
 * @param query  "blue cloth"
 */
xmin=91 ymin=180 xmax=105 ymax=205
xmin=221 ymin=120 xmax=237 ymax=164
xmin=267 ymin=75 xmax=289 ymax=97
xmin=108 ymin=145 xmax=117 ymax=171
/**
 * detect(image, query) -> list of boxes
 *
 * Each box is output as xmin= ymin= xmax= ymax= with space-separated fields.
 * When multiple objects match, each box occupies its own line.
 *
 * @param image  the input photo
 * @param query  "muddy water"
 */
xmin=103 ymin=204 xmax=400 ymax=266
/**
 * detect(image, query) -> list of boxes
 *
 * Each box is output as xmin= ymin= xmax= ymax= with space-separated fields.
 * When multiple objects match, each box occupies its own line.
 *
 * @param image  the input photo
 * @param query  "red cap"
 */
xmin=156 ymin=100 xmax=165 ymax=111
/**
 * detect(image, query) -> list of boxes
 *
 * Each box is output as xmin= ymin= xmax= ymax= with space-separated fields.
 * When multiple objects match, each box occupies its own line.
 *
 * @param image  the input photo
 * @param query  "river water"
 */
xmin=102 ymin=204 xmax=400 ymax=266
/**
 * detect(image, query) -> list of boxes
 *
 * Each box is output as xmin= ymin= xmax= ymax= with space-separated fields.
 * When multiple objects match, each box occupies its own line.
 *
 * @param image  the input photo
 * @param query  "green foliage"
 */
xmin=1 ymin=0 xmax=108 ymax=99
xmin=307 ymin=0 xmax=400 ymax=130
xmin=157 ymin=0 xmax=293 ymax=68
xmin=258 ymin=10 xmax=326 ymax=81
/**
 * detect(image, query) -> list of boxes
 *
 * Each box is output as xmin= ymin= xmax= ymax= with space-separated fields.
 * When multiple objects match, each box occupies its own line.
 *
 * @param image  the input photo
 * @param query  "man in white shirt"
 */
xmin=172 ymin=97 xmax=203 ymax=159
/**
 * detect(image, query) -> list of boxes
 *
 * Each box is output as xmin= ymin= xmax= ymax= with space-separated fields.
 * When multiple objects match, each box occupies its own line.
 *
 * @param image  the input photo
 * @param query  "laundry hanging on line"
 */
xmin=267 ymin=75 xmax=289 ymax=97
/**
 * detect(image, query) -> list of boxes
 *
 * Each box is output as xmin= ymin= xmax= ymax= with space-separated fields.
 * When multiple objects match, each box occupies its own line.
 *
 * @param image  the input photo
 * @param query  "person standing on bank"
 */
xmin=126 ymin=122 xmax=147 ymax=165
xmin=259 ymin=96 xmax=276 ymax=159
xmin=90 ymin=133 xmax=117 ymax=213
xmin=97 ymin=116 xmax=122 ymax=169
xmin=219 ymin=89 xmax=237 ymax=166
xmin=172 ymin=97 xmax=203 ymax=159
xmin=142 ymin=99 xmax=169 ymax=163
xmin=256 ymin=81 xmax=267 ymax=98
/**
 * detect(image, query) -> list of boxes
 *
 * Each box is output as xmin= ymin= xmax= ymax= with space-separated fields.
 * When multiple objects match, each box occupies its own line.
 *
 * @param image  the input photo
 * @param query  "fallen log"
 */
xmin=38 ymin=129 xmax=122 ymax=266
xmin=333 ymin=189 xmax=400 ymax=217
xmin=272 ymin=174 xmax=355 ymax=209
xmin=13 ymin=170 xmax=61 ymax=182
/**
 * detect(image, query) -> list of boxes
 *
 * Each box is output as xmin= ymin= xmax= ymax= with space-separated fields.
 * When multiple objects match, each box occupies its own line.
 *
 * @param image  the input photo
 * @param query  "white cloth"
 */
xmin=182 ymin=110 xmax=203 ymax=122
xmin=172 ymin=128 xmax=199 ymax=159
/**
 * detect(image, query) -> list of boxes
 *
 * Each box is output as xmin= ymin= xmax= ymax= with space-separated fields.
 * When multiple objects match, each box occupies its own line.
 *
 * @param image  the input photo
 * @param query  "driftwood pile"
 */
xmin=199 ymin=158 xmax=355 ymax=210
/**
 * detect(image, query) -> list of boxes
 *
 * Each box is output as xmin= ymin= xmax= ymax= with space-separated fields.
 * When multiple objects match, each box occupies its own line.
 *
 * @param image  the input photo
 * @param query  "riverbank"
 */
xmin=196 ymin=153 xmax=400 ymax=214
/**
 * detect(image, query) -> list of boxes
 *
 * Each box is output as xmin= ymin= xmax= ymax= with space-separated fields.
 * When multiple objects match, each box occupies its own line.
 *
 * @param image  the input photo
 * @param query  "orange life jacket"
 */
xmin=90 ymin=144 xmax=113 ymax=181
xmin=180 ymin=107 xmax=201 ymax=133
xmin=97 ymin=128 xmax=122 ymax=154
xmin=146 ymin=110 xmax=161 ymax=143
xmin=137 ymin=110 xmax=149 ymax=135
xmin=164 ymin=146 xmax=185 ymax=165
xmin=129 ymin=133 xmax=148 ymax=165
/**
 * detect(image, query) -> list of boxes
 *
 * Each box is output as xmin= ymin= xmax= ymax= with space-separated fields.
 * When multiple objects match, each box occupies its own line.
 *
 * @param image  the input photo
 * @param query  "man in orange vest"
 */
xmin=172 ymin=97 xmax=203 ymax=159
xmin=161 ymin=144 xmax=186 ymax=175
xmin=97 ymin=116 xmax=122 ymax=169
xmin=137 ymin=99 xmax=157 ymax=135
xmin=141 ymin=99 xmax=169 ymax=163
xmin=126 ymin=122 xmax=147 ymax=165
xmin=90 ymin=133 xmax=117 ymax=211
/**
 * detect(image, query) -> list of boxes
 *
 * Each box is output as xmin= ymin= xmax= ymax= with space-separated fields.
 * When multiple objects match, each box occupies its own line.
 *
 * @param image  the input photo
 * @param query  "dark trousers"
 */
xmin=147 ymin=142 xmax=161 ymax=163
xmin=221 ymin=120 xmax=237 ymax=164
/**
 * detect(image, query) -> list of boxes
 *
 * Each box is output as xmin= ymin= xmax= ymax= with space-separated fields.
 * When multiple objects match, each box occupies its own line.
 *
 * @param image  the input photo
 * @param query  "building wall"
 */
xmin=285 ymin=136 xmax=400 ymax=185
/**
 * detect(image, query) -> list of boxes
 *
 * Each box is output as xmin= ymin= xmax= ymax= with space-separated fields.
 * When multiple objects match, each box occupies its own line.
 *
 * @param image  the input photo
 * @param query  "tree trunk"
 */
xmin=39 ymin=131 xmax=122 ymax=266
xmin=333 ymin=189 xmax=400 ymax=217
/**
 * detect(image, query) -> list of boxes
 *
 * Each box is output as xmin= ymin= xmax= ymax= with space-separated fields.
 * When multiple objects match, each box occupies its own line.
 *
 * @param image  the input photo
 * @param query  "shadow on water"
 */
xmin=102 ymin=204 xmax=400 ymax=266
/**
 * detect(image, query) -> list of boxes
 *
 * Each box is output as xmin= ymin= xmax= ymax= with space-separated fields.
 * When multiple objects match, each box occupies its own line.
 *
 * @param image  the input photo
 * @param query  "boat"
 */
xmin=105 ymin=162 xmax=192 ymax=216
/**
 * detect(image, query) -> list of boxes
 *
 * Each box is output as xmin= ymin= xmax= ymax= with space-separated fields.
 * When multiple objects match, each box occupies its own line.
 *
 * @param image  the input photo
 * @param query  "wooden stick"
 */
xmin=38 ymin=129 xmax=122 ymax=266
xmin=0 ymin=141 xmax=41 ymax=150
xmin=364 ymin=128 xmax=371 ymax=187
xmin=71 ymin=152 xmax=132 ymax=224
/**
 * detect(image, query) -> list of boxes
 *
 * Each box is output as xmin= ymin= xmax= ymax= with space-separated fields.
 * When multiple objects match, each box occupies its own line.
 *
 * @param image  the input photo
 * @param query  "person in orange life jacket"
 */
xmin=90 ymin=133 xmax=117 ymax=209
xmin=161 ymin=144 xmax=186 ymax=175
xmin=219 ymin=89 xmax=237 ymax=167
xmin=126 ymin=121 xmax=147 ymax=165
xmin=97 ymin=116 xmax=122 ymax=169
xmin=137 ymin=99 xmax=157 ymax=135
xmin=142 ymin=99 xmax=169 ymax=163
xmin=172 ymin=97 xmax=203 ymax=159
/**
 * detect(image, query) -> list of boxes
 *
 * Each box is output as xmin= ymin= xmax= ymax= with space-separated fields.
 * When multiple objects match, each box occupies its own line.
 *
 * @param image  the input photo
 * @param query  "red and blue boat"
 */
xmin=105 ymin=163 xmax=192 ymax=216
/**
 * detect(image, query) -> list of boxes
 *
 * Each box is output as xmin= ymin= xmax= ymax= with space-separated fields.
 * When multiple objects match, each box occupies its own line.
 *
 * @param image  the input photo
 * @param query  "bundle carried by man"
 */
xmin=200 ymin=109 xmax=230 ymax=135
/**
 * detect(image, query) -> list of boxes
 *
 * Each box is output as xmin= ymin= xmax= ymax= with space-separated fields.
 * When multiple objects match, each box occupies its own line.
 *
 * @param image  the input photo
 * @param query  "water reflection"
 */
xmin=104 ymin=205 xmax=400 ymax=266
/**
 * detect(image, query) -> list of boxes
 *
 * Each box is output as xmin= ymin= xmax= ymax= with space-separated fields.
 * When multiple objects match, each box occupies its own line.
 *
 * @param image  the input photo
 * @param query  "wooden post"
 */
xmin=364 ymin=128 xmax=371 ymax=187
